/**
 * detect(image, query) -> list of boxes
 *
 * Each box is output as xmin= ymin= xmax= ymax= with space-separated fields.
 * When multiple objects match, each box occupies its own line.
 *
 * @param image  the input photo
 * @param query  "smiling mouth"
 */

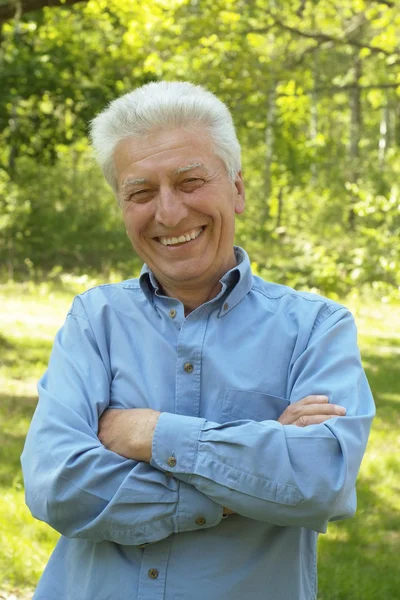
xmin=157 ymin=226 xmax=205 ymax=247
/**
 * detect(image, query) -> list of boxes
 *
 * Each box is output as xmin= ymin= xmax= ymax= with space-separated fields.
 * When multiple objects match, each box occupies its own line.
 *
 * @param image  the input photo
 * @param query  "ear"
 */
xmin=233 ymin=171 xmax=245 ymax=215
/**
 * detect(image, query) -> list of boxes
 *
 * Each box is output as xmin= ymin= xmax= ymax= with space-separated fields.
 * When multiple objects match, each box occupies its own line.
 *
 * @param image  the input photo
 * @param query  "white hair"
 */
xmin=89 ymin=81 xmax=241 ymax=199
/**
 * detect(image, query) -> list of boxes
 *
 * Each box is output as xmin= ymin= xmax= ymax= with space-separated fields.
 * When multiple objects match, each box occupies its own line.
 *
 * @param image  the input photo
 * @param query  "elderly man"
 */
xmin=22 ymin=81 xmax=375 ymax=600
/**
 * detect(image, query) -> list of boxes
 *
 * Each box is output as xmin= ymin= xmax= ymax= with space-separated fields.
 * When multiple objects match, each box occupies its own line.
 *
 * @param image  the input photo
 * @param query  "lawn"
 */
xmin=0 ymin=280 xmax=399 ymax=599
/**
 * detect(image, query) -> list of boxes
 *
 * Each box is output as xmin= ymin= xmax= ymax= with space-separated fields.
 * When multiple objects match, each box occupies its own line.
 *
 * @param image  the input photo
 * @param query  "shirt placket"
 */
xmin=137 ymin=538 xmax=171 ymax=600
xmin=175 ymin=309 xmax=209 ymax=417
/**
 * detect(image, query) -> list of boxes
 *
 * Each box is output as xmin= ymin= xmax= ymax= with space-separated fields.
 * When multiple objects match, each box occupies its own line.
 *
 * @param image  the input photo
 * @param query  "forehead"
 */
xmin=113 ymin=128 xmax=221 ymax=182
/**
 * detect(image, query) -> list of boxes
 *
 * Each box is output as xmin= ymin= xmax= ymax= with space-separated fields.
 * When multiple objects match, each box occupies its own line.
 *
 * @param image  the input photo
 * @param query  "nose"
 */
xmin=154 ymin=186 xmax=189 ymax=228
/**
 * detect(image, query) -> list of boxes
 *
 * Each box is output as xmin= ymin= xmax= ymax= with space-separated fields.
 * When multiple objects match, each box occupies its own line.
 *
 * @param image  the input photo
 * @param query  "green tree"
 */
xmin=1 ymin=0 xmax=399 ymax=294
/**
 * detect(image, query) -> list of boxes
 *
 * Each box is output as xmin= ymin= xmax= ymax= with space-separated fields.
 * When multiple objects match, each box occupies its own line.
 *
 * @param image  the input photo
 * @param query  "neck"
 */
xmin=151 ymin=249 xmax=238 ymax=314
xmin=162 ymin=280 xmax=223 ymax=315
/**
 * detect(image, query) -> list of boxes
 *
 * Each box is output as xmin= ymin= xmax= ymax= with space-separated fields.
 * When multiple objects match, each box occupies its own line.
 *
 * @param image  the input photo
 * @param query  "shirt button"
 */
xmin=195 ymin=516 xmax=207 ymax=526
xmin=184 ymin=362 xmax=194 ymax=373
xmin=169 ymin=309 xmax=177 ymax=319
xmin=167 ymin=456 xmax=177 ymax=468
xmin=223 ymin=302 xmax=229 ymax=311
xmin=148 ymin=568 xmax=159 ymax=579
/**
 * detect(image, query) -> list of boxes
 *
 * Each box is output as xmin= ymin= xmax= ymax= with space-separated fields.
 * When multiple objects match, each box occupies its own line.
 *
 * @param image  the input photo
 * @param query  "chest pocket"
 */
xmin=221 ymin=388 xmax=290 ymax=423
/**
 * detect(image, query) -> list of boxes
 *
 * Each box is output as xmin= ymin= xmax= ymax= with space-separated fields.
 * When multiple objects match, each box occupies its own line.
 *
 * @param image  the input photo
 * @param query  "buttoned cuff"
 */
xmin=151 ymin=411 xmax=206 ymax=474
xmin=175 ymin=479 xmax=223 ymax=532
xmin=151 ymin=412 xmax=223 ymax=531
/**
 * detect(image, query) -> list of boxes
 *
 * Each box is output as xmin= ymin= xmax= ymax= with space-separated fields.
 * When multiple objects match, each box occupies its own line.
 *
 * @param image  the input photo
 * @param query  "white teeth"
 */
xmin=158 ymin=227 xmax=203 ymax=246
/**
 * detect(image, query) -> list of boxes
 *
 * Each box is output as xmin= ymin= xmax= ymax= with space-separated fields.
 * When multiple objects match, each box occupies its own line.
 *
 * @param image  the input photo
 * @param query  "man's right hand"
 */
xmin=277 ymin=395 xmax=346 ymax=427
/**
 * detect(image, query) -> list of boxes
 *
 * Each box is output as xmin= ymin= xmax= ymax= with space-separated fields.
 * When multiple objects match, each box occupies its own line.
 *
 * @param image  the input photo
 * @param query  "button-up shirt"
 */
xmin=21 ymin=247 xmax=375 ymax=600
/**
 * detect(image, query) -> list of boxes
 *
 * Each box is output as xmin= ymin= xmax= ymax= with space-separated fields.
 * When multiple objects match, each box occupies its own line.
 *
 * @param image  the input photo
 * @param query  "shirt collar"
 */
xmin=138 ymin=246 xmax=253 ymax=315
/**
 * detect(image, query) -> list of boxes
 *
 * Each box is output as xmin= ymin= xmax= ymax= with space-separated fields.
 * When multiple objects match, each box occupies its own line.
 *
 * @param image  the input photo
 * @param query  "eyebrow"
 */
xmin=121 ymin=178 xmax=149 ymax=191
xmin=173 ymin=163 xmax=208 ymax=175
xmin=121 ymin=163 xmax=209 ymax=194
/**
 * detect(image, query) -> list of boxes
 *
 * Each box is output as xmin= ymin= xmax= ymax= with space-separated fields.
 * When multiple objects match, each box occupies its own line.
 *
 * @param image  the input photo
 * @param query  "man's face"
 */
xmin=114 ymin=128 xmax=245 ymax=293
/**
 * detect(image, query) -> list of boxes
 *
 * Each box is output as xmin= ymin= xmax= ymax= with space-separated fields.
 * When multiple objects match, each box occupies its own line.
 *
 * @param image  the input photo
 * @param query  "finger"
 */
xmin=296 ymin=395 xmax=329 ymax=405
xmin=294 ymin=414 xmax=337 ymax=427
xmin=294 ymin=403 xmax=346 ymax=416
xmin=277 ymin=397 xmax=327 ymax=425
xmin=278 ymin=402 xmax=346 ymax=425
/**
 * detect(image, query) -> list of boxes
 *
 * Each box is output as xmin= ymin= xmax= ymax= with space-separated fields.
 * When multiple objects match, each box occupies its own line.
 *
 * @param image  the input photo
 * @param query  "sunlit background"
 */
xmin=1 ymin=1 xmax=399 ymax=598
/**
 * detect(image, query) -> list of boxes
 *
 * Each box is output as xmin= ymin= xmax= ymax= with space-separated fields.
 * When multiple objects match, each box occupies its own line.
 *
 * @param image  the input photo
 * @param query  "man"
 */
xmin=22 ymin=81 xmax=375 ymax=600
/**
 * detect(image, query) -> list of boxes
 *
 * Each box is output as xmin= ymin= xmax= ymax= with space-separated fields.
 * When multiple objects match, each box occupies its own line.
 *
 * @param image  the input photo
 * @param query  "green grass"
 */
xmin=318 ymin=299 xmax=400 ymax=599
xmin=0 ymin=282 xmax=399 ymax=599
xmin=0 ymin=283 xmax=75 ymax=598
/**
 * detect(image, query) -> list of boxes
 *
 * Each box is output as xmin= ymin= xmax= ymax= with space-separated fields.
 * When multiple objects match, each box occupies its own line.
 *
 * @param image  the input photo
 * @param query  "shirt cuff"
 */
xmin=151 ymin=411 xmax=206 ymax=474
xmin=176 ymin=479 xmax=223 ymax=532
xmin=151 ymin=412 xmax=223 ymax=532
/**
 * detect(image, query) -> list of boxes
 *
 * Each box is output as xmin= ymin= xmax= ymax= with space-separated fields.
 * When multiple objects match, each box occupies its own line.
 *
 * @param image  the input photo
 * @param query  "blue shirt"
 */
xmin=22 ymin=247 xmax=375 ymax=600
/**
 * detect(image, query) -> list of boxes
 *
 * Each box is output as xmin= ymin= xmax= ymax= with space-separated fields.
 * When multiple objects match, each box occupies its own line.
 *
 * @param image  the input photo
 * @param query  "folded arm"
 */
xmin=147 ymin=309 xmax=375 ymax=533
xmin=98 ymin=395 xmax=347 ymax=516
xmin=21 ymin=300 xmax=223 ymax=546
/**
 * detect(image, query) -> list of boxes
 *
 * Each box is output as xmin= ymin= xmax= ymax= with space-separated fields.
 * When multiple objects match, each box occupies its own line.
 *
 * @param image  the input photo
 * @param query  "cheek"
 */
xmin=122 ymin=214 xmax=133 ymax=232
xmin=123 ymin=208 xmax=147 ymax=235
xmin=123 ymin=222 xmax=141 ymax=246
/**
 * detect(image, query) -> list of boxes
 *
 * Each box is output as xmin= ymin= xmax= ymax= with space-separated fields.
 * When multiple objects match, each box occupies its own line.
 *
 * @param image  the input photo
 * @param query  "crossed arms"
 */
xmin=98 ymin=396 xmax=348 ymax=516
xmin=98 ymin=395 xmax=347 ymax=461
xmin=21 ymin=301 xmax=375 ymax=545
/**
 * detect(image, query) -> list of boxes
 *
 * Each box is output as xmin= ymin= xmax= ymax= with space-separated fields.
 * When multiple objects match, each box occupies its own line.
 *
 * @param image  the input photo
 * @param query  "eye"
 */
xmin=180 ymin=178 xmax=205 ymax=191
xmin=126 ymin=190 xmax=153 ymax=203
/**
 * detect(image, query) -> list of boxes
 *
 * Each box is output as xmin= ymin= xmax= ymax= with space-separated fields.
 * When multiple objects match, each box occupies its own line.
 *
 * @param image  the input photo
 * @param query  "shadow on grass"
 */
xmin=0 ymin=395 xmax=38 ymax=488
xmin=363 ymin=349 xmax=400 ymax=430
xmin=0 ymin=334 xmax=52 ymax=374
xmin=318 ymin=475 xmax=400 ymax=600
xmin=0 ymin=332 xmax=13 ymax=350
xmin=318 ymin=342 xmax=400 ymax=600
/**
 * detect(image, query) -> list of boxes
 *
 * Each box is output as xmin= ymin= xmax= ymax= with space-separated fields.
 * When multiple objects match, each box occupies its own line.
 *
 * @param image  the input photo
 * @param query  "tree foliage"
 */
xmin=1 ymin=0 xmax=399 ymax=295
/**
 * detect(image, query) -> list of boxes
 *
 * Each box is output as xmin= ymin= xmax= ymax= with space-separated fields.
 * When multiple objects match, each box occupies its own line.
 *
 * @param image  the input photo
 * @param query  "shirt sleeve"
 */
xmin=150 ymin=308 xmax=375 ymax=533
xmin=21 ymin=298 xmax=223 ymax=546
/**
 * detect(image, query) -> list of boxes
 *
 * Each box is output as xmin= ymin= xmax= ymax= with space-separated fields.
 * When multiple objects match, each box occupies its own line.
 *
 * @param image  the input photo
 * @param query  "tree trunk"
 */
xmin=276 ymin=186 xmax=283 ymax=229
xmin=379 ymin=101 xmax=389 ymax=163
xmin=264 ymin=81 xmax=276 ymax=221
xmin=348 ymin=56 xmax=362 ymax=230
xmin=4 ymin=0 xmax=22 ymax=280
xmin=0 ymin=0 xmax=88 ymax=25
xmin=310 ymin=49 xmax=318 ymax=181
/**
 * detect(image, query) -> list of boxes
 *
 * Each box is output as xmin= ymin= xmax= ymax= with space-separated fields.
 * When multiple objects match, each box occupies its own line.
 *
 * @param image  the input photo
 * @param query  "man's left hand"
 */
xmin=98 ymin=408 xmax=161 ymax=462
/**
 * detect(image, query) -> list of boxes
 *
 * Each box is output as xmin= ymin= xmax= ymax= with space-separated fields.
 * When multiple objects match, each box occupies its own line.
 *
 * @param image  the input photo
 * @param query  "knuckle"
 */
xmin=301 ymin=395 xmax=312 ymax=403
xmin=297 ymin=416 xmax=308 ymax=427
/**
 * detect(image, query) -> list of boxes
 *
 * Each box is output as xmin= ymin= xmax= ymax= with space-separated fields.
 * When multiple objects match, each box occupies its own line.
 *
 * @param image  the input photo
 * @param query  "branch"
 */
xmin=278 ymin=82 xmax=400 ymax=98
xmin=296 ymin=0 xmax=307 ymax=18
xmin=374 ymin=0 xmax=394 ymax=6
xmin=287 ymin=39 xmax=335 ymax=69
xmin=250 ymin=16 xmax=396 ymax=57
xmin=0 ymin=0 xmax=88 ymax=25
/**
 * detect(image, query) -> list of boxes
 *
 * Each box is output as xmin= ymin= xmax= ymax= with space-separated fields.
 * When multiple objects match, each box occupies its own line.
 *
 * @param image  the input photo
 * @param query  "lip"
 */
xmin=154 ymin=226 xmax=206 ymax=249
